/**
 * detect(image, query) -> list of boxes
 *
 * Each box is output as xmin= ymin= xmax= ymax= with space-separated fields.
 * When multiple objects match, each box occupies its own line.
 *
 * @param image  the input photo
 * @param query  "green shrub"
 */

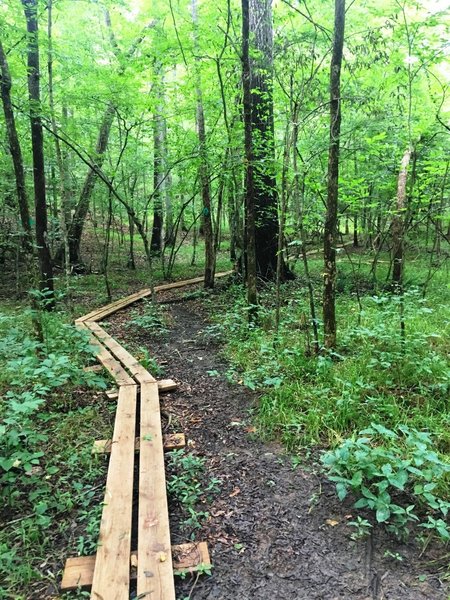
xmin=322 ymin=423 xmax=450 ymax=541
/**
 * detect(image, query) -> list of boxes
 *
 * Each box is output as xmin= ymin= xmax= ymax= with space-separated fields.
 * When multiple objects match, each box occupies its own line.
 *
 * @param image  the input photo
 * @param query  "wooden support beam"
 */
xmin=138 ymin=381 xmax=175 ymax=599
xmin=92 ymin=433 xmax=186 ymax=454
xmin=83 ymin=364 xmax=103 ymax=373
xmin=61 ymin=542 xmax=210 ymax=591
xmin=105 ymin=380 xmax=176 ymax=401
xmin=158 ymin=379 xmax=178 ymax=393
xmin=90 ymin=385 xmax=137 ymax=600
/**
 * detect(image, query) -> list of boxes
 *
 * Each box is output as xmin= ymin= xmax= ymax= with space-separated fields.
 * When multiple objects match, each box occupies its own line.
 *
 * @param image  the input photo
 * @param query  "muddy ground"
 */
xmin=106 ymin=290 xmax=448 ymax=600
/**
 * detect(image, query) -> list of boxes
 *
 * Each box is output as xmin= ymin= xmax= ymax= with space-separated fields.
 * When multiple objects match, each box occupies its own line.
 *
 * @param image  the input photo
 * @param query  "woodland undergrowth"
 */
xmin=208 ymin=258 xmax=450 ymax=545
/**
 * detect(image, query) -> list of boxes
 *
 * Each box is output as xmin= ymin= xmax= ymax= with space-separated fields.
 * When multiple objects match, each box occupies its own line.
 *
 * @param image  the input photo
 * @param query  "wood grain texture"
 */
xmin=86 ymin=322 xmax=156 ymax=384
xmin=92 ymin=433 xmax=185 ymax=454
xmin=61 ymin=542 xmax=210 ymax=591
xmin=137 ymin=382 xmax=175 ymax=600
xmin=90 ymin=384 xmax=137 ymax=600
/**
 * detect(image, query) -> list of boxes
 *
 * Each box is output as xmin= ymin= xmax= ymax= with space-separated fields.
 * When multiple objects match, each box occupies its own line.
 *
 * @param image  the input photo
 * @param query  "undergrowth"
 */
xmin=0 ymin=305 xmax=110 ymax=598
xmin=210 ymin=261 xmax=450 ymax=543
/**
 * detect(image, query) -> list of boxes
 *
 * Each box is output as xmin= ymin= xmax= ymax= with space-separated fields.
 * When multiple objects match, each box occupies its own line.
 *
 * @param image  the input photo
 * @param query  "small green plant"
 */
xmin=167 ymin=449 xmax=221 ymax=534
xmin=127 ymin=302 xmax=168 ymax=335
xmin=348 ymin=516 xmax=372 ymax=540
xmin=322 ymin=423 xmax=450 ymax=541
xmin=138 ymin=348 xmax=164 ymax=377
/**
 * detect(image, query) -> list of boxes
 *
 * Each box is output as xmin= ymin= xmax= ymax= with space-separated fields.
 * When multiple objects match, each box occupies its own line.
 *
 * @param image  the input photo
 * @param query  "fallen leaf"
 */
xmin=325 ymin=519 xmax=339 ymax=527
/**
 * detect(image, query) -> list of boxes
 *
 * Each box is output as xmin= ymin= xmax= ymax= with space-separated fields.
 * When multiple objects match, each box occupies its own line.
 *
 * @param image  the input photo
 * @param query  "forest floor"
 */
xmin=105 ymin=288 xmax=449 ymax=600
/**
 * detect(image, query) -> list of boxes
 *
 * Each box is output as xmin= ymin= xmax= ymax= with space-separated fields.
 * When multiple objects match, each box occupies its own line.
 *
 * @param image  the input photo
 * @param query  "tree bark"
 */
xmin=47 ymin=0 xmax=71 ymax=284
xmin=0 ymin=40 xmax=33 ymax=254
xmin=66 ymin=102 xmax=115 ymax=270
xmin=249 ymin=0 xmax=291 ymax=280
xmin=22 ymin=0 xmax=55 ymax=308
xmin=61 ymin=15 xmax=155 ymax=270
xmin=242 ymin=0 xmax=258 ymax=317
xmin=323 ymin=0 xmax=345 ymax=349
xmin=191 ymin=0 xmax=215 ymax=288
xmin=392 ymin=148 xmax=412 ymax=285
xmin=150 ymin=61 xmax=165 ymax=254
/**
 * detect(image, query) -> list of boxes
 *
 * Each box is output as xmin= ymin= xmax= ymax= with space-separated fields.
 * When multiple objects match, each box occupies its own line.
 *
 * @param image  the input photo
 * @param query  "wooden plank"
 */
xmin=77 ymin=288 xmax=152 ymax=323
xmin=77 ymin=325 xmax=135 ymax=386
xmin=83 ymin=364 xmax=103 ymax=373
xmin=76 ymin=271 xmax=232 ymax=324
xmin=86 ymin=322 xmax=156 ymax=384
xmin=92 ymin=433 xmax=185 ymax=454
xmin=158 ymin=379 xmax=177 ymax=393
xmin=61 ymin=542 xmax=210 ymax=591
xmin=138 ymin=382 xmax=175 ymax=600
xmin=105 ymin=380 xmax=176 ymax=400
xmin=90 ymin=385 xmax=138 ymax=600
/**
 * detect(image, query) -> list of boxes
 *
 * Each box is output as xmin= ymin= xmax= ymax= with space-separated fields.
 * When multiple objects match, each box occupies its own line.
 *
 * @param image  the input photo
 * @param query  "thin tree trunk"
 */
xmin=151 ymin=61 xmax=165 ymax=255
xmin=48 ymin=0 xmax=71 ymax=292
xmin=191 ymin=0 xmax=215 ymax=288
xmin=0 ymin=41 xmax=33 ymax=254
xmin=392 ymin=147 xmax=412 ymax=285
xmin=323 ymin=0 xmax=345 ymax=349
xmin=242 ymin=0 xmax=258 ymax=318
xmin=22 ymin=0 xmax=55 ymax=308
xmin=62 ymin=16 xmax=155 ymax=270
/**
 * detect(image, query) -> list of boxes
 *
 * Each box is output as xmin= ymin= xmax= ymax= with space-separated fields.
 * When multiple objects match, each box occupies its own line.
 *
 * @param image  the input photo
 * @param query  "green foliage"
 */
xmin=0 ymin=309 xmax=108 ymax=595
xmin=167 ymin=449 xmax=221 ymax=535
xmin=127 ymin=302 xmax=168 ymax=335
xmin=322 ymin=424 xmax=450 ymax=541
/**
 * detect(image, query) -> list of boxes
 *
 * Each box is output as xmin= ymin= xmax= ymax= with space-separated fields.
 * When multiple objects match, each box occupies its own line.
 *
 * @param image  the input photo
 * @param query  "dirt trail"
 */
xmin=109 ymin=296 xmax=447 ymax=600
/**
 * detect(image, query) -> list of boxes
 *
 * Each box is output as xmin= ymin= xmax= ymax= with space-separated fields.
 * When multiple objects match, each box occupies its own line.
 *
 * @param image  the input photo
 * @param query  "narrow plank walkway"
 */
xmin=63 ymin=273 xmax=230 ymax=599
xmin=91 ymin=384 xmax=137 ymax=600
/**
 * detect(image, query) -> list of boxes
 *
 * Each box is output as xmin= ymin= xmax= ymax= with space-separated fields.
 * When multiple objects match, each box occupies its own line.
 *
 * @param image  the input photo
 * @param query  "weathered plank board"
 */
xmin=77 ymin=324 xmax=134 ymax=386
xmin=86 ymin=322 xmax=156 ymax=384
xmin=137 ymin=381 xmax=175 ymax=599
xmin=61 ymin=542 xmax=210 ymax=591
xmin=105 ymin=380 xmax=176 ymax=401
xmin=92 ymin=433 xmax=186 ymax=454
xmin=90 ymin=384 xmax=137 ymax=600
xmin=77 ymin=271 xmax=233 ymax=324
xmin=76 ymin=288 xmax=153 ymax=323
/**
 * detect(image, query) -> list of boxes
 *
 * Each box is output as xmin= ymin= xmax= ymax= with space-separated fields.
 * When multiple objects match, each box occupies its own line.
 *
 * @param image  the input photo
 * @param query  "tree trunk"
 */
xmin=150 ymin=61 xmax=165 ymax=255
xmin=392 ymin=148 xmax=412 ymax=285
xmin=22 ymin=0 xmax=55 ymax=308
xmin=48 ymin=0 xmax=71 ymax=286
xmin=0 ymin=41 xmax=33 ymax=254
xmin=242 ymin=0 xmax=258 ymax=318
xmin=191 ymin=0 xmax=215 ymax=288
xmin=61 ymin=15 xmax=154 ymax=270
xmin=249 ymin=0 xmax=291 ymax=280
xmin=323 ymin=0 xmax=345 ymax=349
xmin=67 ymin=102 xmax=115 ymax=270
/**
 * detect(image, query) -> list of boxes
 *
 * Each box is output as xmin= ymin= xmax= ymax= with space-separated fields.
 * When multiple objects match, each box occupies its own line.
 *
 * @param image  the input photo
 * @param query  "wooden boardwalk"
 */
xmin=62 ymin=274 xmax=230 ymax=598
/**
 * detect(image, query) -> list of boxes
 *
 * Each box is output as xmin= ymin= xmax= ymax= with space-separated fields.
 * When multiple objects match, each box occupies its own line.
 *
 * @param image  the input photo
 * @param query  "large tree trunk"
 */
xmin=191 ymin=0 xmax=215 ymax=288
xmin=323 ymin=0 xmax=345 ymax=349
xmin=0 ymin=41 xmax=33 ymax=254
xmin=392 ymin=148 xmax=412 ymax=285
xmin=22 ymin=0 xmax=55 ymax=308
xmin=249 ymin=0 xmax=291 ymax=280
xmin=242 ymin=0 xmax=258 ymax=317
